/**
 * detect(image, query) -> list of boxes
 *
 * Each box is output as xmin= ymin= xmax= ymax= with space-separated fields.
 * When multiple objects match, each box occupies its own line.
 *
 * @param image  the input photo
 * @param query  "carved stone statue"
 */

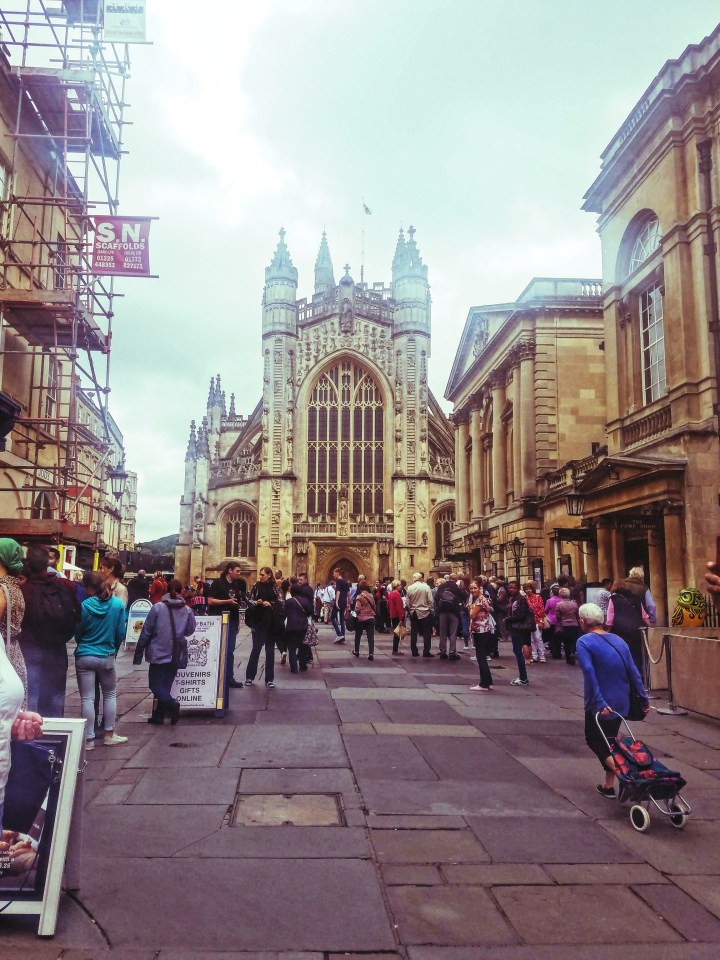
xmin=340 ymin=298 xmax=354 ymax=334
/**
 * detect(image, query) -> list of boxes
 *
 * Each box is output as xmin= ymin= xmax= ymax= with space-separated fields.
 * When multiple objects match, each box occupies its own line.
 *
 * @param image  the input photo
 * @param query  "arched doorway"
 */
xmin=327 ymin=558 xmax=360 ymax=583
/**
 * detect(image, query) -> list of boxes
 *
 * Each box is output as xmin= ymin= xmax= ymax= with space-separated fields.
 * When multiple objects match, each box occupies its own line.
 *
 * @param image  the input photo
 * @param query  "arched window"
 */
xmin=31 ymin=491 xmax=53 ymax=520
xmin=629 ymin=217 xmax=661 ymax=273
xmin=434 ymin=506 xmax=455 ymax=558
xmin=225 ymin=508 xmax=256 ymax=558
xmin=306 ymin=360 xmax=384 ymax=517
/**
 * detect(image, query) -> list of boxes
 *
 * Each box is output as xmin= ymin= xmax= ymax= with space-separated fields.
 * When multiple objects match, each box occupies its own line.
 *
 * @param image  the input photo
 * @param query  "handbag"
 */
xmin=303 ymin=619 xmax=319 ymax=647
xmin=393 ymin=622 xmax=409 ymax=640
xmin=244 ymin=603 xmax=262 ymax=629
xmin=1 ymin=581 xmax=28 ymax=707
xmin=601 ymin=634 xmax=646 ymax=722
xmin=541 ymin=616 xmax=551 ymax=630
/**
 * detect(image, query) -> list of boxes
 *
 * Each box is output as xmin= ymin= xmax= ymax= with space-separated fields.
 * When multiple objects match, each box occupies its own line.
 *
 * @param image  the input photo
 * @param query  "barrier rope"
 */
xmin=642 ymin=628 xmax=666 ymax=665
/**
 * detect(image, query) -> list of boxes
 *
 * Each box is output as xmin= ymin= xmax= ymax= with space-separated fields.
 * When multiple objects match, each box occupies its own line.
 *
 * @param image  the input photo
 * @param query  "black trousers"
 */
xmin=584 ymin=710 xmax=622 ymax=768
xmin=410 ymin=612 xmax=433 ymax=655
xmin=472 ymin=632 xmax=494 ymax=688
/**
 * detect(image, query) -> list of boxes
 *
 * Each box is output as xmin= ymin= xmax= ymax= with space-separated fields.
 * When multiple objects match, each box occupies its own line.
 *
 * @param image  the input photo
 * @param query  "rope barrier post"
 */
xmin=641 ymin=627 xmax=660 ymax=699
xmin=655 ymin=632 xmax=688 ymax=716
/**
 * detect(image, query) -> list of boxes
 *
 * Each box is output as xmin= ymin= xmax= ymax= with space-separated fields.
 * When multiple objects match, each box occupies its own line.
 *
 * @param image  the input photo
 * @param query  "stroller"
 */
xmin=596 ymin=711 xmax=691 ymax=832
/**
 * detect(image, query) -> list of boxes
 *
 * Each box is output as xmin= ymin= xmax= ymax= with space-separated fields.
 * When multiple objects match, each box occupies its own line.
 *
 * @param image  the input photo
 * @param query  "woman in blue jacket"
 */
xmin=74 ymin=571 xmax=127 ymax=751
xmin=133 ymin=579 xmax=196 ymax=725
xmin=577 ymin=602 xmax=649 ymax=798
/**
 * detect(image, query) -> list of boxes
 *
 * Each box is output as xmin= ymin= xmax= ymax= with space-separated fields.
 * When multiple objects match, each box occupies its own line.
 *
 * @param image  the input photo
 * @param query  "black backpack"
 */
xmin=29 ymin=579 xmax=77 ymax=644
xmin=438 ymin=587 xmax=457 ymax=613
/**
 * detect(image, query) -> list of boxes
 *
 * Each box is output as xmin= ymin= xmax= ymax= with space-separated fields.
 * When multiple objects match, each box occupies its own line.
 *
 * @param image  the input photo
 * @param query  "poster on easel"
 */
xmin=123 ymin=599 xmax=152 ymax=650
xmin=170 ymin=613 xmax=228 ymax=716
xmin=0 ymin=718 xmax=85 ymax=937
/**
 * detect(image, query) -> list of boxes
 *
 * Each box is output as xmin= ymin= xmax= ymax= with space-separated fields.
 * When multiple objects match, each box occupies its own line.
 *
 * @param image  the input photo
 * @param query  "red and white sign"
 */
xmin=92 ymin=216 xmax=152 ymax=277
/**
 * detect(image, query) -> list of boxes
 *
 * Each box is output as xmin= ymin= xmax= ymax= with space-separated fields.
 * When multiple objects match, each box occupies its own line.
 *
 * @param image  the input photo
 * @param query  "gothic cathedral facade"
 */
xmin=175 ymin=227 xmax=455 ymax=586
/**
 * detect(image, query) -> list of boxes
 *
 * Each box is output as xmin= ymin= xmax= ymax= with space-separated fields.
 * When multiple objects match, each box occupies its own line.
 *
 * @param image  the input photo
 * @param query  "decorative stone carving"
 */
xmin=472 ymin=314 xmax=490 ymax=357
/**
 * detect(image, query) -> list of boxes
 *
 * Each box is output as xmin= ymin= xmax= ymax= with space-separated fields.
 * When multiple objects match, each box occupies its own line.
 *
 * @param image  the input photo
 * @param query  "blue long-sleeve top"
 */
xmin=576 ymin=630 xmax=649 ymax=715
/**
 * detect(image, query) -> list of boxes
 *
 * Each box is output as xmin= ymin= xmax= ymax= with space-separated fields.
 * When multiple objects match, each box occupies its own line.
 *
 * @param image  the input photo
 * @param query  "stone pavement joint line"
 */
xmin=2 ymin=621 xmax=720 ymax=954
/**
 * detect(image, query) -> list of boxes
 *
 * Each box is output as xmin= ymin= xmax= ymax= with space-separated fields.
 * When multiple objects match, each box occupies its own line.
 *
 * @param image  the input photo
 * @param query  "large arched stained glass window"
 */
xmin=225 ymin=508 xmax=257 ymax=558
xmin=307 ymin=360 xmax=384 ymax=517
xmin=434 ymin=507 xmax=455 ymax=558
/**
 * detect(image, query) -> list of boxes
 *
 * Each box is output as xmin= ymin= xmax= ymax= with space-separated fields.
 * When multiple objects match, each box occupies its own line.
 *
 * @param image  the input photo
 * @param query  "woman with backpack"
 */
xmin=74 ymin=571 xmax=128 ymax=750
xmin=352 ymin=582 xmax=377 ymax=660
xmin=133 ymin=578 xmax=196 ymax=725
xmin=437 ymin=578 xmax=464 ymax=660
xmin=607 ymin=576 xmax=651 ymax=679
xmin=283 ymin=578 xmax=314 ymax=674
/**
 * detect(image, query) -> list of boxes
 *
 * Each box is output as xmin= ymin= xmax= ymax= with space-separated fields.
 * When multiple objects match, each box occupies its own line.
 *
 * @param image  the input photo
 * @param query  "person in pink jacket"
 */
xmin=387 ymin=580 xmax=405 ymax=654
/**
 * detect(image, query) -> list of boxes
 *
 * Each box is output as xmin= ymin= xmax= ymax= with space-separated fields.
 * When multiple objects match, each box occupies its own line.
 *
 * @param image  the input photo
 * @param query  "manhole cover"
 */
xmin=232 ymin=793 xmax=343 ymax=826
xmin=169 ymin=742 xmax=200 ymax=748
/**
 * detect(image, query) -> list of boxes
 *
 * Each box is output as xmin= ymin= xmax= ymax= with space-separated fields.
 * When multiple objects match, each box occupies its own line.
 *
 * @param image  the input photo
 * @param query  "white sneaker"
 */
xmin=85 ymin=739 xmax=95 ymax=752
xmin=103 ymin=734 xmax=128 ymax=746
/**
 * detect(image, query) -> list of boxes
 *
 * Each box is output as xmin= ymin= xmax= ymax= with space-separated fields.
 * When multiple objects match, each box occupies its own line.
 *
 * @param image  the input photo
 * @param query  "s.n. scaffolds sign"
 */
xmin=103 ymin=1 xmax=147 ymax=43
xmin=92 ymin=216 xmax=152 ymax=277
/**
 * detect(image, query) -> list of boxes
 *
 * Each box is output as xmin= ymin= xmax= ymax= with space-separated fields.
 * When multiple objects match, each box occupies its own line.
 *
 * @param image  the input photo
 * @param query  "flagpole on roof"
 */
xmin=361 ymin=198 xmax=372 ymax=287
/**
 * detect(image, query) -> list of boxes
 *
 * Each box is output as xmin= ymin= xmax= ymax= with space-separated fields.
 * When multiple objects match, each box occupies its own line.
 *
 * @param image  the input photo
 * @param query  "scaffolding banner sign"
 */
xmin=103 ymin=2 xmax=147 ymax=43
xmin=92 ymin=216 xmax=152 ymax=276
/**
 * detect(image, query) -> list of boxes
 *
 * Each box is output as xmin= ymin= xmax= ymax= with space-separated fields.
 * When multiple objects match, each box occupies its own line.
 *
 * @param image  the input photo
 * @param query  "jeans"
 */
xmin=410 ymin=612 xmax=433 ymax=655
xmin=76 ymin=655 xmax=117 ymax=739
xmin=531 ymin=627 xmax=545 ymax=660
xmin=22 ymin=644 xmax=69 ymax=717
xmin=331 ymin=604 xmax=346 ymax=638
xmin=246 ymin=627 xmax=275 ymax=683
xmin=458 ymin=607 xmax=470 ymax=644
xmin=226 ymin=619 xmax=240 ymax=682
xmin=148 ymin=662 xmax=179 ymax=705
xmin=473 ymin=631 xmax=494 ymax=688
xmin=510 ymin=629 xmax=531 ymax=681
xmin=438 ymin=612 xmax=459 ymax=655
xmin=354 ymin=619 xmax=375 ymax=656
xmin=285 ymin=629 xmax=310 ymax=672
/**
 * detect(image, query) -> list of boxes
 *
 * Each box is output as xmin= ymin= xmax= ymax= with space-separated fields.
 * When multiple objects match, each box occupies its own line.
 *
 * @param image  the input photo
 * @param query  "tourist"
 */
xmin=556 ymin=586 xmax=581 ymax=665
xmin=245 ymin=567 xmax=283 ymax=688
xmin=505 ymin=580 xmax=534 ymax=686
xmin=127 ymin=569 xmax=150 ymax=605
xmin=207 ymin=561 xmax=247 ymax=688
xmin=607 ymin=575 xmax=651 ymax=678
xmin=544 ymin=584 xmax=562 ymax=659
xmin=458 ymin=575 xmax=472 ymax=650
xmin=407 ymin=572 xmax=434 ymax=657
xmin=19 ymin=545 xmax=80 ymax=716
xmin=313 ymin=582 xmax=323 ymax=622
xmin=133 ymin=578 xmax=196 ymax=725
xmin=576 ymin=602 xmax=649 ymax=798
xmin=284 ymin=579 xmax=314 ymax=673
xmin=387 ymin=580 xmax=405 ymax=653
xmin=99 ymin=557 xmax=128 ymax=609
xmin=148 ymin=571 xmax=168 ymax=606
xmin=436 ymin=576 xmax=464 ymax=660
xmin=524 ymin=581 xmax=546 ymax=663
xmin=0 ymin=539 xmax=28 ymax=704
xmin=468 ymin=580 xmax=494 ymax=691
xmin=321 ymin=579 xmax=335 ymax=624
xmin=74 ymin=571 xmax=128 ymax=750
xmin=331 ymin=568 xmax=350 ymax=644
xmin=595 ymin=578 xmax=613 ymax=620
xmin=352 ymin=582 xmax=376 ymax=660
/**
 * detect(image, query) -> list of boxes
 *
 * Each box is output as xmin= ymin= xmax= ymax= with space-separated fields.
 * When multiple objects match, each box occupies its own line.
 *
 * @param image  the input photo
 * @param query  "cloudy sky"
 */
xmin=109 ymin=0 xmax=720 ymax=541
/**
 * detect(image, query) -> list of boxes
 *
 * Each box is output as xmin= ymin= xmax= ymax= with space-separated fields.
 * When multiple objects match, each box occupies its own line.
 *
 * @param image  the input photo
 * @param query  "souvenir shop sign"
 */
xmin=170 ymin=614 xmax=229 ymax=716
xmin=0 ymin=719 xmax=85 ymax=936
xmin=92 ymin=216 xmax=152 ymax=276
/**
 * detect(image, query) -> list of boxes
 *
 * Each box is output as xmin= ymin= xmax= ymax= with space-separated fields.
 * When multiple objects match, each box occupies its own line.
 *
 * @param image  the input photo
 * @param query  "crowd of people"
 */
xmin=0 ymin=540 xmax=712 ymax=821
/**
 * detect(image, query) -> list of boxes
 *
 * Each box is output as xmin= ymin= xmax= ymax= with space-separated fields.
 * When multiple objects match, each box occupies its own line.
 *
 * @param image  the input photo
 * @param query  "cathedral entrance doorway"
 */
xmin=327 ymin=558 xmax=359 ymax=584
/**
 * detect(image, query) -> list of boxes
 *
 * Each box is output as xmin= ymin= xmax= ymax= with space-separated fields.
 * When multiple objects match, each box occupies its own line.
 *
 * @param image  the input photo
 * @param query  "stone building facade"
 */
xmin=175 ymin=228 xmax=455 ymax=585
xmin=444 ymin=279 xmax=605 ymax=582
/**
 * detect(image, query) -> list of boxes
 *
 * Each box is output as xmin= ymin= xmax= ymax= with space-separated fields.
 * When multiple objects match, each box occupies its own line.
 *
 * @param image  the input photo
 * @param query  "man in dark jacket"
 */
xmin=19 ymin=545 xmax=81 ymax=716
xmin=127 ymin=570 xmax=150 ymax=605
xmin=436 ymin=577 xmax=464 ymax=660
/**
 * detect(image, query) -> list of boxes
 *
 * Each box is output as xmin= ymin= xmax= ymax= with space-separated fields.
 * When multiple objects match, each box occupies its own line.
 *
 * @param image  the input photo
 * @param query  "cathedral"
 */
xmin=175 ymin=227 xmax=455 ymax=586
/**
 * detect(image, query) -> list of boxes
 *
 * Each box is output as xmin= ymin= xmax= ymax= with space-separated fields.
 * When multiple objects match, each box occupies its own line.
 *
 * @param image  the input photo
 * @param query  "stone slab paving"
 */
xmin=4 ymin=634 xmax=720 ymax=956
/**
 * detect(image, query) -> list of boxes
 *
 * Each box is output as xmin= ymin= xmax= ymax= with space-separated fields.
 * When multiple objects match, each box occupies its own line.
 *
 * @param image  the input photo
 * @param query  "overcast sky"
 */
xmin=109 ymin=0 xmax=720 ymax=542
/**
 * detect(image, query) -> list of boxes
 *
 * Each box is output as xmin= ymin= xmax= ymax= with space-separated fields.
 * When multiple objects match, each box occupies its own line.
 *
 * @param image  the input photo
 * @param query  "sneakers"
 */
xmin=266 ymin=681 xmax=275 ymax=688
xmin=469 ymin=684 xmax=491 ymax=692
xmin=103 ymin=734 xmax=128 ymax=746
xmin=244 ymin=679 xmax=254 ymax=686
xmin=85 ymin=739 xmax=95 ymax=752
xmin=510 ymin=678 xmax=529 ymax=686
xmin=538 ymin=657 xmax=547 ymax=663
xmin=333 ymin=637 xmax=346 ymax=644
xmin=280 ymin=652 xmax=287 ymax=665
xmin=463 ymin=642 xmax=470 ymax=650
xmin=596 ymin=784 xmax=616 ymax=799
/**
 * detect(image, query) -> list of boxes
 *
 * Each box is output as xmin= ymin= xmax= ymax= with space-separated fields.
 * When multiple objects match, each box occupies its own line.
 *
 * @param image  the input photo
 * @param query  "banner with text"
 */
xmin=103 ymin=1 xmax=147 ymax=43
xmin=92 ymin=216 xmax=152 ymax=277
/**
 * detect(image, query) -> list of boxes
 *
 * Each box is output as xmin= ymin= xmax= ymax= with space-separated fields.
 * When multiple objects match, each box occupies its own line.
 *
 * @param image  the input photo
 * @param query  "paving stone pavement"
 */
xmin=2 ymin=621 xmax=720 ymax=958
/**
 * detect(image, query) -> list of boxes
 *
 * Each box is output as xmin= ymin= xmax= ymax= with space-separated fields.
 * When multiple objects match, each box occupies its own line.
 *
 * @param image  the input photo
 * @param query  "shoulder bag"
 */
xmin=1 ymin=581 xmax=28 ymax=707
xmin=600 ymin=634 xmax=646 ymax=722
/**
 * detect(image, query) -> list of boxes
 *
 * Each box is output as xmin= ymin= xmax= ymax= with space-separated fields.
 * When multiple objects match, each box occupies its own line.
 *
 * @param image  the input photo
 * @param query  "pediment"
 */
xmin=576 ymin=454 xmax=686 ymax=493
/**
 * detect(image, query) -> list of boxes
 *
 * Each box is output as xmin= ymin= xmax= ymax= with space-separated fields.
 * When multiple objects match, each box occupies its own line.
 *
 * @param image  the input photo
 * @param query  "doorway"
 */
xmin=624 ymin=536 xmax=650 ymax=587
xmin=327 ymin=558 xmax=360 ymax=583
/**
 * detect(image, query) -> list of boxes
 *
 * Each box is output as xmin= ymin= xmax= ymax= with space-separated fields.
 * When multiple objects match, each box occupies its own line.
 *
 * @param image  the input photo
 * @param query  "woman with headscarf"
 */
xmin=0 ymin=538 xmax=28 ymax=704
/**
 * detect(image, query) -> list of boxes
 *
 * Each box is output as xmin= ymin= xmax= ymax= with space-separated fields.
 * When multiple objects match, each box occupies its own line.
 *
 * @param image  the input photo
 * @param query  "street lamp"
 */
xmin=508 ymin=536 xmax=524 ymax=583
xmin=107 ymin=459 xmax=128 ymax=502
xmin=432 ymin=554 xmax=442 ymax=569
xmin=482 ymin=543 xmax=494 ymax=561
xmin=565 ymin=486 xmax=585 ymax=517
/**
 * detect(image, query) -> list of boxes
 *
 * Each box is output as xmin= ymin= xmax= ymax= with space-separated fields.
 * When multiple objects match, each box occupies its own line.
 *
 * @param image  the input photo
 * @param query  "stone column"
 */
xmin=610 ymin=524 xmax=625 ymax=581
xmin=585 ymin=541 xmax=599 ymax=583
xmin=490 ymin=373 xmax=507 ymax=510
xmin=648 ymin=526 xmax=667 ymax=626
xmin=517 ymin=341 xmax=537 ymax=498
xmin=663 ymin=505 xmax=685 ymax=619
xmin=595 ymin=519 xmax=612 ymax=580
xmin=456 ymin=414 xmax=470 ymax=524
xmin=470 ymin=401 xmax=484 ymax=519
xmin=510 ymin=366 xmax=522 ymax=502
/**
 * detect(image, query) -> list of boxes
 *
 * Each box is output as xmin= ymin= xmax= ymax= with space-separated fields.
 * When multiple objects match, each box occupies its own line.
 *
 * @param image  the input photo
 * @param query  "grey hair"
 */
xmin=628 ymin=566 xmax=645 ymax=580
xmin=559 ymin=587 xmax=571 ymax=598
xmin=578 ymin=602 xmax=605 ymax=627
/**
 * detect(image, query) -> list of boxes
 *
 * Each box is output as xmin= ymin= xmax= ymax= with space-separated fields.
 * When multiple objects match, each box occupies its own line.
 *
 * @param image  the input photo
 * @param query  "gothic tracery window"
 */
xmin=434 ymin=507 xmax=455 ymax=558
xmin=225 ymin=508 xmax=256 ymax=557
xmin=306 ymin=360 xmax=384 ymax=517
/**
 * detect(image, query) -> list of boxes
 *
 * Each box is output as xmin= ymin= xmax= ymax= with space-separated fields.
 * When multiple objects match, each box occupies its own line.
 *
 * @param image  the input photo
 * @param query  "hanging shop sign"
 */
xmin=0 ymin=719 xmax=85 ymax=936
xmin=92 ymin=216 xmax=152 ymax=277
xmin=103 ymin=1 xmax=147 ymax=43
xmin=124 ymin=599 xmax=152 ymax=650
xmin=170 ymin=613 xmax=229 ymax=716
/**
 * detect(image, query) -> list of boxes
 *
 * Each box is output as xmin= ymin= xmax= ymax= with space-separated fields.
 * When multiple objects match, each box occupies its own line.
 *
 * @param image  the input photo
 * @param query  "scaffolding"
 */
xmin=0 ymin=0 xmax=132 ymax=552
